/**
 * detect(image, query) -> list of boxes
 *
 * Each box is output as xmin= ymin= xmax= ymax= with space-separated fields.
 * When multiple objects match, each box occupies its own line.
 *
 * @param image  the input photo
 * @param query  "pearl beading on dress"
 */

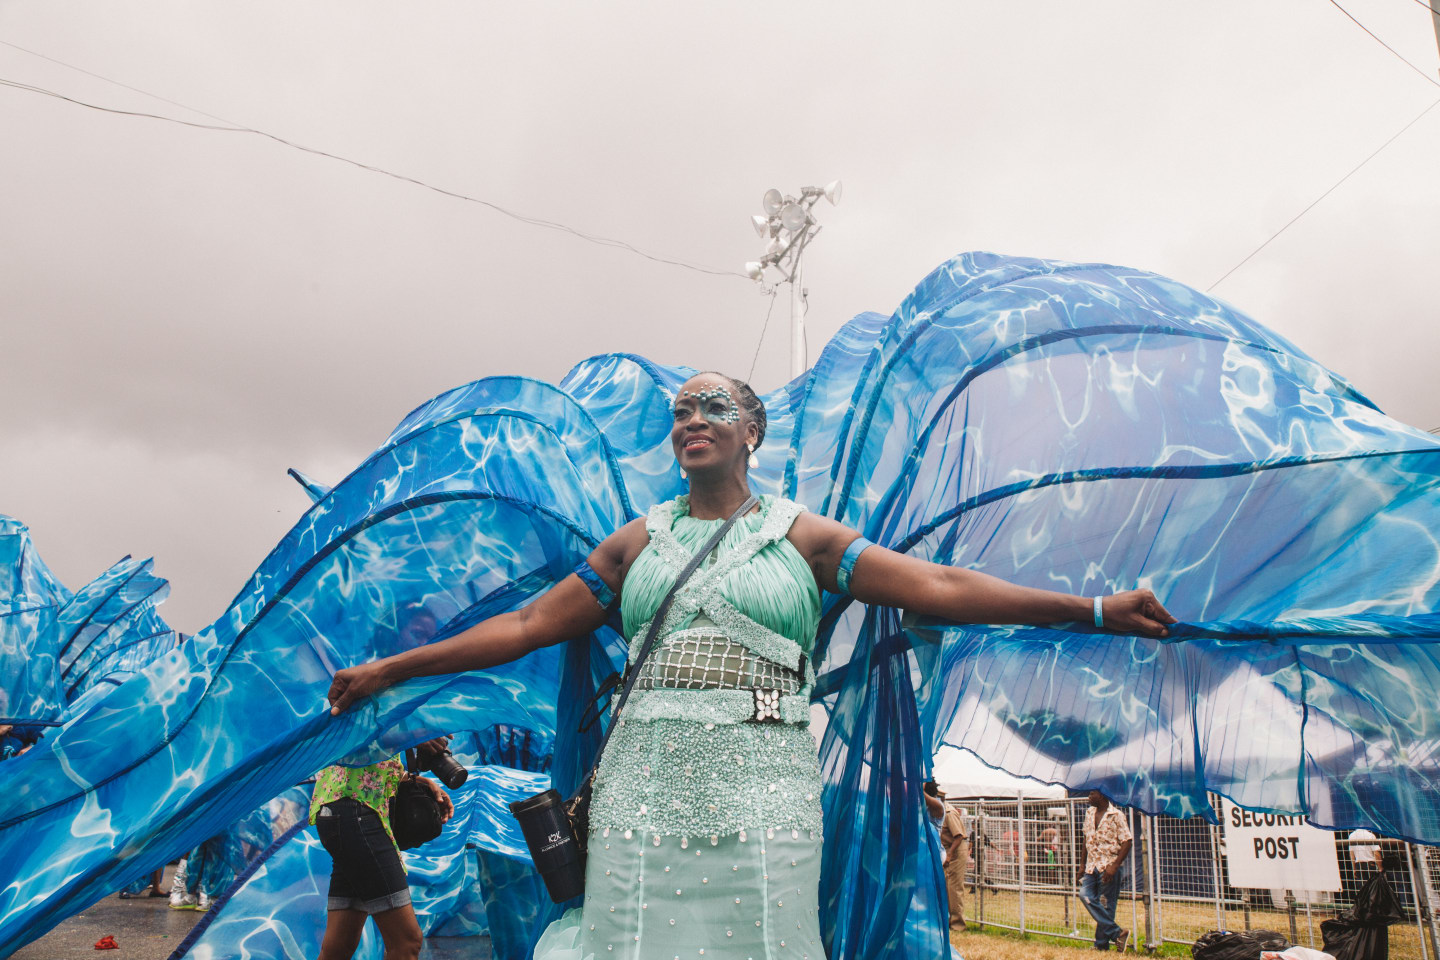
xmin=590 ymin=718 xmax=823 ymax=837
xmin=582 ymin=827 xmax=823 ymax=960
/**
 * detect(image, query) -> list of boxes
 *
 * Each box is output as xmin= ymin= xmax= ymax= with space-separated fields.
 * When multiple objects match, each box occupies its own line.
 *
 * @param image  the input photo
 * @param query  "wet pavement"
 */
xmin=11 ymin=868 xmax=200 ymax=960
xmin=9 ymin=866 xmax=492 ymax=960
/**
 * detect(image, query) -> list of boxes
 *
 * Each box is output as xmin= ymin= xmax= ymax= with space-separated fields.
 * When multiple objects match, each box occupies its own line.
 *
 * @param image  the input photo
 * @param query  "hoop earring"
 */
xmin=746 ymin=443 xmax=758 ymax=470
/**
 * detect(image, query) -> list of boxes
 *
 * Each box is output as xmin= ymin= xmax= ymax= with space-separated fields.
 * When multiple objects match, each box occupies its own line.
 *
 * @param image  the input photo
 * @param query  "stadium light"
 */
xmin=744 ymin=180 xmax=842 ymax=378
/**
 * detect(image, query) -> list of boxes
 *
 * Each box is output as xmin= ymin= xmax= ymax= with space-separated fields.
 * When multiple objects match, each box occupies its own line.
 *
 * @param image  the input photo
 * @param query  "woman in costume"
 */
xmin=327 ymin=371 xmax=1175 ymax=959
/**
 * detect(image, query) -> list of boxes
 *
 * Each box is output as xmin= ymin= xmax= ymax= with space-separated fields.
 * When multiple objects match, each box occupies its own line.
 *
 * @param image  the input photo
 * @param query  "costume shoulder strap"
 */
xmin=705 ymin=496 xmax=804 ymax=575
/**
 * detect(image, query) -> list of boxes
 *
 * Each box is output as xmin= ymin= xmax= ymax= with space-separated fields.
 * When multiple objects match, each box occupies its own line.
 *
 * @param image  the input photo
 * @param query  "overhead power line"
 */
xmin=0 ymin=43 xmax=745 ymax=280
xmin=1206 ymin=1 xmax=1440 ymax=291
xmin=747 ymin=287 xmax=780 ymax=383
xmin=1325 ymin=0 xmax=1440 ymax=89
xmin=0 ymin=39 xmax=237 ymax=125
xmin=1207 ymin=94 xmax=1440 ymax=291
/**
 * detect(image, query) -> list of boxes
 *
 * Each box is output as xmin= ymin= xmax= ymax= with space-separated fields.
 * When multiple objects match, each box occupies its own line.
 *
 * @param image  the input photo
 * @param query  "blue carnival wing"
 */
xmin=0 ymin=376 xmax=633 ymax=955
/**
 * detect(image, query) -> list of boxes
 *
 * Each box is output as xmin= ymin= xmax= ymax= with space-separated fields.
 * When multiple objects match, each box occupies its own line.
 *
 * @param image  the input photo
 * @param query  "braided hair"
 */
xmin=700 ymin=371 xmax=767 ymax=449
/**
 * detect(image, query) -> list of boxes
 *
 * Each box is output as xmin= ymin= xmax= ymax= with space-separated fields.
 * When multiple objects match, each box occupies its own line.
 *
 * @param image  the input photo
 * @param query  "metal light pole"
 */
xmin=789 ymin=255 xmax=805 ymax=380
xmin=1430 ymin=0 xmax=1440 ymax=77
xmin=745 ymin=180 xmax=842 ymax=379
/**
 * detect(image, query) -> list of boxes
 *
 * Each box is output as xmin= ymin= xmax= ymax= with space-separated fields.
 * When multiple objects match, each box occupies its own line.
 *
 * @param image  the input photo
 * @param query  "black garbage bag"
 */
xmin=1192 ymin=929 xmax=1291 ymax=960
xmin=1322 ymin=868 xmax=1407 ymax=960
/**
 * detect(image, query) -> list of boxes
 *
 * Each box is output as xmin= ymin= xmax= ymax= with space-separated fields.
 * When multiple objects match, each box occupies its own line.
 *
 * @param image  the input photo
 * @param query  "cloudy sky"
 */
xmin=3 ymin=1 xmax=1438 ymax=632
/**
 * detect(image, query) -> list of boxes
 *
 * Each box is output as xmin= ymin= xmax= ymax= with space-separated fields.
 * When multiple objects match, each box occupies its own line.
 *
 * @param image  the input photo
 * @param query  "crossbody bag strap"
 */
xmin=586 ymin=493 xmax=758 ymax=766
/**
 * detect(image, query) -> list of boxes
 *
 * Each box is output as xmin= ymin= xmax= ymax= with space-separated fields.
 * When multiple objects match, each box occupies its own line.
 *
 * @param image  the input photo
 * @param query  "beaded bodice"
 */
xmin=620 ymin=494 xmax=819 ymax=670
xmin=588 ymin=495 xmax=826 ymax=838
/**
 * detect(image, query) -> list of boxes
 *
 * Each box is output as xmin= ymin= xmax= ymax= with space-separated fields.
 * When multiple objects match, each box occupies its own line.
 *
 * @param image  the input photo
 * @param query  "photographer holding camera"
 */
xmin=310 ymin=736 xmax=457 ymax=960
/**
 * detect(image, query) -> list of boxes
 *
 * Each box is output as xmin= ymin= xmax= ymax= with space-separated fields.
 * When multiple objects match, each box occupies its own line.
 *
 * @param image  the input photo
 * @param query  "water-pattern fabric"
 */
xmin=0 ymin=516 xmax=72 ymax=725
xmin=179 ymin=736 xmax=550 ymax=960
xmin=54 ymin=556 xmax=181 ymax=704
xmin=0 ymin=539 xmax=184 ymax=729
xmin=0 ymin=252 xmax=1437 ymax=960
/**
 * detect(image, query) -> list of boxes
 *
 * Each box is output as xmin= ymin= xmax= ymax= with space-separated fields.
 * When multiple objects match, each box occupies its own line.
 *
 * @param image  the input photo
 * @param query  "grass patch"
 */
xmin=953 ymin=925 xmax=1191 ymax=958
xmin=950 ymin=887 xmax=1429 ymax=959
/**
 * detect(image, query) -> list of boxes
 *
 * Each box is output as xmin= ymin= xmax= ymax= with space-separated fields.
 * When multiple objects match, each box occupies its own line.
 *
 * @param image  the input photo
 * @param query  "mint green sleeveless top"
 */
xmin=587 ymin=493 xmax=827 ymax=838
xmin=620 ymin=494 xmax=820 ymax=670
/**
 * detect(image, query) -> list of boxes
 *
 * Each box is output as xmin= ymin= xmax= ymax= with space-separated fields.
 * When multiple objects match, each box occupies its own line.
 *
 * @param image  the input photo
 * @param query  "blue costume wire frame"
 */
xmin=1 ymin=251 xmax=1438 ymax=960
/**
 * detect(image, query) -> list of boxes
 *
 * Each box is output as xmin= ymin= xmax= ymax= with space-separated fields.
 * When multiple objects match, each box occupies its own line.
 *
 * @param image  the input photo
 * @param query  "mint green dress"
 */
xmin=534 ymin=494 xmax=827 ymax=960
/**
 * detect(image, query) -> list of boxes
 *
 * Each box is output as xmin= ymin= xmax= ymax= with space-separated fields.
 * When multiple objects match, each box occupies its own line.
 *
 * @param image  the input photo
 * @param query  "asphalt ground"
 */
xmin=11 ymin=866 xmax=199 ymax=960
xmin=9 ymin=865 xmax=493 ymax=960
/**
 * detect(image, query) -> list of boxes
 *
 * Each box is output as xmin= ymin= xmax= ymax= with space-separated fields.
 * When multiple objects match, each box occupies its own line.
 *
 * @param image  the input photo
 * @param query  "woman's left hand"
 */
xmin=1100 ymin=589 xmax=1177 ymax=638
xmin=415 ymin=776 xmax=455 ymax=824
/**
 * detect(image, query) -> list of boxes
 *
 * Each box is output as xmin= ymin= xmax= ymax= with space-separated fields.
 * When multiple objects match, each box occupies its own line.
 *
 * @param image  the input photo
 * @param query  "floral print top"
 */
xmin=1083 ymin=804 xmax=1133 ymax=875
xmin=309 ymin=756 xmax=407 ymax=850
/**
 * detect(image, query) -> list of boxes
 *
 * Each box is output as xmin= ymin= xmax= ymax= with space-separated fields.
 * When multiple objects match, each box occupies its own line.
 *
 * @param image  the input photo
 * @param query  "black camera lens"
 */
xmin=427 ymin=750 xmax=468 ymax=789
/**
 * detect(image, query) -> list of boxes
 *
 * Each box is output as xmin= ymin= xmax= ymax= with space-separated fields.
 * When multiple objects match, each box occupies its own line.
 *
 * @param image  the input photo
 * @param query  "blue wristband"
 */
xmin=836 ymin=537 xmax=875 ymax=596
xmin=1093 ymin=595 xmax=1105 ymax=628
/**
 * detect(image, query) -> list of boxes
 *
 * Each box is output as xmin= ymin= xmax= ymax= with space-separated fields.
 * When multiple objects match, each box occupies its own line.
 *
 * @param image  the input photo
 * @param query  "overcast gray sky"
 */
xmin=3 ymin=1 xmax=1438 ymax=632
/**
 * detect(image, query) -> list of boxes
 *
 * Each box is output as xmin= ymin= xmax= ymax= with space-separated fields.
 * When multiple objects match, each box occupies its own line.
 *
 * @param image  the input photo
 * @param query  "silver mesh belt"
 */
xmin=636 ymin=634 xmax=803 ymax=694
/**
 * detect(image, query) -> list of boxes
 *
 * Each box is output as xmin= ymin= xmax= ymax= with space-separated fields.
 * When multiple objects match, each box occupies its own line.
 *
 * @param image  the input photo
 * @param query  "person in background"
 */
xmin=1342 ymin=827 xmax=1381 ymax=906
xmin=1078 ymin=790 xmax=1131 ymax=952
xmin=117 ymin=867 xmax=166 ymax=899
xmin=923 ymin=780 xmax=945 ymax=824
xmin=1039 ymin=820 xmax=1062 ymax=883
xmin=938 ymin=788 xmax=971 ymax=933
xmin=312 ymin=738 xmax=455 ymax=960
xmin=0 ymin=723 xmax=43 ymax=759
xmin=169 ymin=836 xmax=226 ymax=911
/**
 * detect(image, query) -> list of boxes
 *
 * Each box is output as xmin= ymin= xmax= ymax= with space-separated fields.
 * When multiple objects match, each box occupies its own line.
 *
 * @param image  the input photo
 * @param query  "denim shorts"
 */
xmin=315 ymin=797 xmax=411 ymax=914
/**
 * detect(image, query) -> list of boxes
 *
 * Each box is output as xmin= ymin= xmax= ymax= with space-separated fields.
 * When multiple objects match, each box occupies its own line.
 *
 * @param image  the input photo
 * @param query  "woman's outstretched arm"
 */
xmin=327 ymin=517 xmax=648 ymax=714
xmin=787 ymin=513 xmax=1176 ymax=637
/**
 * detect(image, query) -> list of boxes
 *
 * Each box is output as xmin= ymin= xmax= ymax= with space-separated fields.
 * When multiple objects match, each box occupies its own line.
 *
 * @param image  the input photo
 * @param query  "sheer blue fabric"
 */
xmin=179 ymin=737 xmax=549 ymax=960
xmin=0 ymin=516 xmax=72 ymax=725
xmin=1 ymin=252 xmax=1437 ymax=960
xmin=54 ymin=556 xmax=180 ymax=704
xmin=286 ymin=467 xmax=333 ymax=503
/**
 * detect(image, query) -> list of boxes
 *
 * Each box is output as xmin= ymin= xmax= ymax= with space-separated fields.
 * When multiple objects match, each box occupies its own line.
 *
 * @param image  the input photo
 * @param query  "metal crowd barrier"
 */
xmin=947 ymin=796 xmax=1440 ymax=958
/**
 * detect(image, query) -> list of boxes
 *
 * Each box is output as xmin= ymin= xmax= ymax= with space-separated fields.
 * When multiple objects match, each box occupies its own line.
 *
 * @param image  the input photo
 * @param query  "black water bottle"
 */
xmin=510 ymin=789 xmax=585 ymax=902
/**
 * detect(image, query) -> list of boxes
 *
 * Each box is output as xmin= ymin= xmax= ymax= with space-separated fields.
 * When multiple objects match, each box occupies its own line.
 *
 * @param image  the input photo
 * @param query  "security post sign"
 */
xmin=1219 ymin=799 xmax=1341 ymax=891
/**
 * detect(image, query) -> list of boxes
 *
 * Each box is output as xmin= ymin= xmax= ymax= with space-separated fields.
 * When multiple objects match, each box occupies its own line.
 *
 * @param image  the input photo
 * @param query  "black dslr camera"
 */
xmin=416 ymin=744 xmax=468 ymax=789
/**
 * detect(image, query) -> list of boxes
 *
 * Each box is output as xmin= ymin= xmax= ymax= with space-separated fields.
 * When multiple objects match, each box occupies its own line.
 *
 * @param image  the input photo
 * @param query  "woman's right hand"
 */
xmin=327 ymin=659 xmax=392 ymax=715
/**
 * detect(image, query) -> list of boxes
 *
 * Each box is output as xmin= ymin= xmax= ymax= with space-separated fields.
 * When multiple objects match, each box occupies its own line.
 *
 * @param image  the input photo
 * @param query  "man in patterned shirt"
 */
xmin=1077 ymin=790 xmax=1132 ymax=951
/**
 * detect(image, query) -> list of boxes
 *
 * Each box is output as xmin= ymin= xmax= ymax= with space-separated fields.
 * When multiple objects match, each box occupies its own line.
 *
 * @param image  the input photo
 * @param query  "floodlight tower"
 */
xmin=744 ymin=180 xmax=842 ymax=379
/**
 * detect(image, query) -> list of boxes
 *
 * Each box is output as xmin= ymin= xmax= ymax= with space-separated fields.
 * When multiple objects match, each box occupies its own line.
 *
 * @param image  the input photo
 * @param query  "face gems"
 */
xmin=674 ymin=386 xmax=741 ymax=426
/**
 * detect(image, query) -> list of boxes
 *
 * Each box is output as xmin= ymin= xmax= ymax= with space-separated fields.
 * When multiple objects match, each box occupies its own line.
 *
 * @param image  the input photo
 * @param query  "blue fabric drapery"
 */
xmin=1 ymin=252 xmax=1437 ymax=960
xmin=55 ymin=556 xmax=181 ymax=704
xmin=177 ymin=733 xmax=551 ymax=960
xmin=0 ymin=516 xmax=72 ymax=726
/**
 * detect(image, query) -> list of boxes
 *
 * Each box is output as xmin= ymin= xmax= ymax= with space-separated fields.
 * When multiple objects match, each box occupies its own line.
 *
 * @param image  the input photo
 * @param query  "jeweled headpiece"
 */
xmin=674 ymin=386 xmax=741 ymax=425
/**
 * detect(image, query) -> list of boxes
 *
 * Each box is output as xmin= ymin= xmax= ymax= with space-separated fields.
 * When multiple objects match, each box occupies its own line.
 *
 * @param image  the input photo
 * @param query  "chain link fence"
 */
xmin=949 ymin=796 xmax=1440 ymax=958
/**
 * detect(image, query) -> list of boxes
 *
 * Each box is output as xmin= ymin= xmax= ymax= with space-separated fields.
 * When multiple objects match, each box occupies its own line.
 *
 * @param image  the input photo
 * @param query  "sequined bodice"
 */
xmin=589 ymin=495 xmax=825 ymax=840
xmin=620 ymin=494 xmax=819 ymax=668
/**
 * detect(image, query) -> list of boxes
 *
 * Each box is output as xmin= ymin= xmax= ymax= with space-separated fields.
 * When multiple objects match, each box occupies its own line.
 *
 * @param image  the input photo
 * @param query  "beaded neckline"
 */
xmin=632 ymin=494 xmax=811 ymax=670
xmin=671 ymin=493 xmax=767 ymax=524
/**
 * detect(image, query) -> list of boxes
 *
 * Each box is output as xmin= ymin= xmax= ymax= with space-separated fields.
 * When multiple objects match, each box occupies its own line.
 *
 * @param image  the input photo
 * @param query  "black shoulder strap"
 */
xmin=586 ymin=493 xmax=758 ymax=765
